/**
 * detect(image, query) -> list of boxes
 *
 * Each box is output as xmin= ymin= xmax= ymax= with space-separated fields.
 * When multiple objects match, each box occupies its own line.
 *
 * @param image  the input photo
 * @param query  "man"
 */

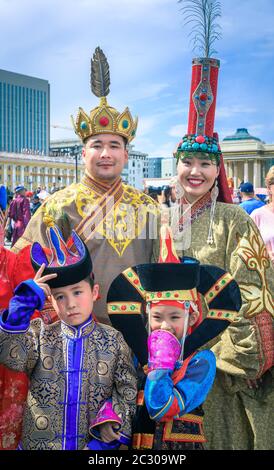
xmin=12 ymin=47 xmax=159 ymax=323
xmin=7 ymin=185 xmax=31 ymax=247
xmin=239 ymin=182 xmax=265 ymax=214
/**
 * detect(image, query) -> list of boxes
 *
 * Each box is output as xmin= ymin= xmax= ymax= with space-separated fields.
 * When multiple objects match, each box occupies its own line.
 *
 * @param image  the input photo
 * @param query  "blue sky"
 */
xmin=1 ymin=0 xmax=274 ymax=156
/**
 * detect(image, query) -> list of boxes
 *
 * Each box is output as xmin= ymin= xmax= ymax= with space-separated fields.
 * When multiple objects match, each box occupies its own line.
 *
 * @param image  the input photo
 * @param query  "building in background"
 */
xmin=0 ymin=69 xmax=50 ymax=155
xmin=221 ymin=128 xmax=274 ymax=188
xmin=161 ymin=157 xmax=177 ymax=178
xmin=148 ymin=157 xmax=162 ymax=178
xmin=0 ymin=150 xmax=84 ymax=192
xmin=124 ymin=145 xmax=148 ymax=189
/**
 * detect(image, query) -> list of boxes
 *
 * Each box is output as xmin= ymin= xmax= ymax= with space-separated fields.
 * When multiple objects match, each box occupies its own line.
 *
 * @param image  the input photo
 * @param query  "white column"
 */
xmin=244 ymin=161 xmax=249 ymax=182
xmin=3 ymin=164 xmax=7 ymax=185
xmin=257 ymin=161 xmax=262 ymax=188
xmin=233 ymin=161 xmax=238 ymax=188
xmin=20 ymin=165 xmax=24 ymax=185
xmin=12 ymin=165 xmax=16 ymax=190
xmin=253 ymin=161 xmax=257 ymax=189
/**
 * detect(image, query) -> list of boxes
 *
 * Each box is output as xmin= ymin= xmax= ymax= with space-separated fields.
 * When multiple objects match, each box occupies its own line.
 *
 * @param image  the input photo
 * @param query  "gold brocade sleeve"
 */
xmin=0 ymin=319 xmax=41 ymax=375
xmin=211 ymin=207 xmax=274 ymax=379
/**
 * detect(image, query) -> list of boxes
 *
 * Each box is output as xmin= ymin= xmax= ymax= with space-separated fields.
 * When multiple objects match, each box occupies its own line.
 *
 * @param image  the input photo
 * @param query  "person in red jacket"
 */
xmin=0 ymin=245 xmax=57 ymax=449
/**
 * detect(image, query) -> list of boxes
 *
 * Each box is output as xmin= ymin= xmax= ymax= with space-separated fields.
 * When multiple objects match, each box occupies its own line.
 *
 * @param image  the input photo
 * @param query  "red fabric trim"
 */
xmin=254 ymin=312 xmax=274 ymax=377
xmin=216 ymin=151 xmax=232 ymax=203
xmin=159 ymin=396 xmax=180 ymax=422
xmin=172 ymin=353 xmax=196 ymax=386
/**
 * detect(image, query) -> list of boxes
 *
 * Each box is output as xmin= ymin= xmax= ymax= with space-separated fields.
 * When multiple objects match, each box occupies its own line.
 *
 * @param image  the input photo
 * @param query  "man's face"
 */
xmin=82 ymin=134 xmax=128 ymax=183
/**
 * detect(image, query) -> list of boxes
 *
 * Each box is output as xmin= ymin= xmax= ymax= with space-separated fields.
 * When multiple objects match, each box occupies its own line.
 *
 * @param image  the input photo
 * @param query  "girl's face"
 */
xmin=150 ymin=304 xmax=198 ymax=340
xmin=177 ymin=155 xmax=219 ymax=204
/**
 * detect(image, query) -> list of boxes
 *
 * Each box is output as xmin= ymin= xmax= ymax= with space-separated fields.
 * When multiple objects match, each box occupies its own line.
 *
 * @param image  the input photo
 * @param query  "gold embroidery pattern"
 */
xmin=163 ymin=414 xmax=206 ymax=443
xmin=206 ymin=309 xmax=236 ymax=322
xmin=146 ymin=289 xmax=198 ymax=302
xmin=122 ymin=268 xmax=146 ymax=299
xmin=235 ymin=225 xmax=274 ymax=318
xmin=204 ymin=273 xmax=233 ymax=303
xmin=107 ymin=302 xmax=142 ymax=314
xmin=42 ymin=182 xmax=158 ymax=257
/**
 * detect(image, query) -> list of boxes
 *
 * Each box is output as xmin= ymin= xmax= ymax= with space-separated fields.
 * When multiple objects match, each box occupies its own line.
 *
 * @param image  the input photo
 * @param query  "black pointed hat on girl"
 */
xmin=31 ymin=215 xmax=93 ymax=288
xmin=107 ymin=226 xmax=242 ymax=366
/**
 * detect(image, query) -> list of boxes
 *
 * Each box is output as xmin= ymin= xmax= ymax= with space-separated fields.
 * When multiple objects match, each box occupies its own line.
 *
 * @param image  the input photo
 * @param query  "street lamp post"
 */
xmin=73 ymin=145 xmax=79 ymax=183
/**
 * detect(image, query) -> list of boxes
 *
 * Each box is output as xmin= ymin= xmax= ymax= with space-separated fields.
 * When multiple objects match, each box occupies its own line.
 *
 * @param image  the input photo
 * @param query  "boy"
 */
xmin=0 ymin=220 xmax=137 ymax=450
xmin=107 ymin=226 xmax=242 ymax=450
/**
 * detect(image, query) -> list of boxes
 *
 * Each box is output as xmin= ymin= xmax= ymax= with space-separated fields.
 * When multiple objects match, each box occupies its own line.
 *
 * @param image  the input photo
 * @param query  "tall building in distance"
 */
xmin=0 ymin=69 xmax=50 ymax=155
xmin=148 ymin=157 xmax=162 ymax=178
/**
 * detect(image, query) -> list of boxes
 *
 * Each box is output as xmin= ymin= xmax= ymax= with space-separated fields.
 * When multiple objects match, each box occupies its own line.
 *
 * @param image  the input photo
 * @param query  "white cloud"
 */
xmin=168 ymin=124 xmax=187 ymax=137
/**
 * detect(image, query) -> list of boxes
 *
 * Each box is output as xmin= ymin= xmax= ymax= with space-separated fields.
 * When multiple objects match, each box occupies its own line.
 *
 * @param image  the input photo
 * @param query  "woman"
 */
xmin=153 ymin=51 xmax=274 ymax=450
xmin=251 ymin=166 xmax=274 ymax=263
xmin=0 ymin=186 xmax=7 ymax=245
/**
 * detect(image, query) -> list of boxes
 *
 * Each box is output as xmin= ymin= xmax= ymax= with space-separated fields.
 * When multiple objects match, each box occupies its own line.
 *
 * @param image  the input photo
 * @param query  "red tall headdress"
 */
xmin=175 ymin=0 xmax=231 ymax=203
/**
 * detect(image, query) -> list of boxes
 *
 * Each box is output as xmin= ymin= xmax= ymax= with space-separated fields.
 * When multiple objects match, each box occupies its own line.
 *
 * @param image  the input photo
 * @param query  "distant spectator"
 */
xmin=37 ymin=190 xmax=50 ymax=202
xmin=251 ymin=166 xmax=274 ymax=263
xmin=6 ymin=186 xmax=31 ymax=246
xmin=239 ymin=182 xmax=265 ymax=215
xmin=31 ymin=195 xmax=42 ymax=216
xmin=0 ymin=186 xmax=7 ymax=245
xmin=161 ymin=186 xmax=175 ymax=208
xmin=148 ymin=191 xmax=159 ymax=202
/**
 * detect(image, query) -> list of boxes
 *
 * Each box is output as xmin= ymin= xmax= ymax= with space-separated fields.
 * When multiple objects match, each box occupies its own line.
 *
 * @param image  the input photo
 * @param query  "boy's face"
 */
xmin=150 ymin=304 xmax=199 ymax=340
xmin=51 ymin=279 xmax=99 ymax=326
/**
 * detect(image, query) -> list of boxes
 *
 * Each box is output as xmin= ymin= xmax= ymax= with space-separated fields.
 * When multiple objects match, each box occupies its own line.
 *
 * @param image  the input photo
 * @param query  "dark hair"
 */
xmin=84 ymin=274 xmax=95 ymax=289
xmin=83 ymin=134 xmax=128 ymax=148
xmin=163 ymin=186 xmax=172 ymax=208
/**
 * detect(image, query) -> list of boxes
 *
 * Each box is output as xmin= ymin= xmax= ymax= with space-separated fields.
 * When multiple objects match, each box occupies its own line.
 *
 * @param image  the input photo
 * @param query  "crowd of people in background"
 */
xmin=0 ymin=183 xmax=61 ymax=247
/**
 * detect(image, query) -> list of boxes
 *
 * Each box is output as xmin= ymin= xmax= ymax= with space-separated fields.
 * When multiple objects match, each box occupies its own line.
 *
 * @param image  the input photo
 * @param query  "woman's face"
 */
xmin=177 ymin=155 xmax=220 ymax=204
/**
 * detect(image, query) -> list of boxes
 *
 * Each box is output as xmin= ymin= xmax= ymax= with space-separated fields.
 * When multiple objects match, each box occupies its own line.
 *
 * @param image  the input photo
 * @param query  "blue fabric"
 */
xmin=87 ymin=434 xmax=130 ymax=450
xmin=0 ymin=186 xmax=7 ymax=211
xmin=144 ymin=350 xmax=216 ymax=421
xmin=0 ymin=280 xmax=45 ymax=329
xmin=239 ymin=198 xmax=265 ymax=215
xmin=63 ymin=333 xmax=85 ymax=450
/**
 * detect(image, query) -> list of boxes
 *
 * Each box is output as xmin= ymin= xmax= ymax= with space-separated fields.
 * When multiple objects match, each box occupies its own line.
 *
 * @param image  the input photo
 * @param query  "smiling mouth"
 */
xmin=187 ymin=179 xmax=205 ymax=186
xmin=97 ymin=163 xmax=114 ymax=167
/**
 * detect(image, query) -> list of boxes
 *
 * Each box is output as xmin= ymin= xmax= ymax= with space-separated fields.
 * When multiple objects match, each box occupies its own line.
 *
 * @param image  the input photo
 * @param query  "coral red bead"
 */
xmin=99 ymin=116 xmax=109 ymax=126
xmin=199 ymin=93 xmax=207 ymax=101
xmin=157 ymin=292 xmax=162 ymax=298
xmin=121 ymin=305 xmax=127 ymax=310
xmin=195 ymin=135 xmax=205 ymax=144
xmin=133 ymin=279 xmax=139 ymax=285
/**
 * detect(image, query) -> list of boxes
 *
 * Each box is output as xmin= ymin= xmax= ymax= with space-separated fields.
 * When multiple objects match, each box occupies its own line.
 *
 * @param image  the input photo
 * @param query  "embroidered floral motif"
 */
xmin=235 ymin=225 xmax=274 ymax=318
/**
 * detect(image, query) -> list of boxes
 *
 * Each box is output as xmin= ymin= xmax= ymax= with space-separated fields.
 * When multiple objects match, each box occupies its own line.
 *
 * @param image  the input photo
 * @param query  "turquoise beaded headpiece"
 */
xmin=174 ymin=134 xmax=221 ymax=165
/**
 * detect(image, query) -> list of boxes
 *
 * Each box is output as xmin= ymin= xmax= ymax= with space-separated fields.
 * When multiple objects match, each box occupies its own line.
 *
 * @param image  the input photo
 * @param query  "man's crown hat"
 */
xmin=71 ymin=47 xmax=138 ymax=143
